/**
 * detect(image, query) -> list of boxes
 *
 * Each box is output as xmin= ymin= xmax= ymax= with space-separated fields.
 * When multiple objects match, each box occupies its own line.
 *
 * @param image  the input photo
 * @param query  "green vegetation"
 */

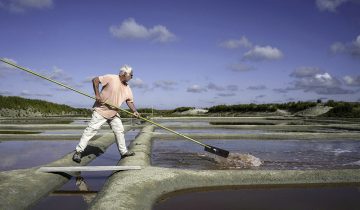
xmin=207 ymin=101 xmax=360 ymax=118
xmin=321 ymin=100 xmax=360 ymax=118
xmin=209 ymin=121 xmax=275 ymax=125
xmin=208 ymin=104 xmax=276 ymax=113
xmin=1 ymin=95 xmax=359 ymax=118
xmin=275 ymin=101 xmax=317 ymax=113
xmin=120 ymin=108 xmax=173 ymax=118
xmin=207 ymin=102 xmax=317 ymax=113
xmin=0 ymin=95 xmax=91 ymax=117
xmin=172 ymin=107 xmax=195 ymax=113
xmin=132 ymin=101 xmax=359 ymax=118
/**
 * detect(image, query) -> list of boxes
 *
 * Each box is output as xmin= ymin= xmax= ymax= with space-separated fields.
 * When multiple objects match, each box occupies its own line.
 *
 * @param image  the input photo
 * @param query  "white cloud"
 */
xmin=243 ymin=45 xmax=283 ymax=61
xmin=315 ymin=73 xmax=333 ymax=84
xmin=330 ymin=34 xmax=360 ymax=58
xmin=255 ymin=94 xmax=266 ymax=99
xmin=109 ymin=18 xmax=176 ymax=43
xmin=290 ymin=67 xmax=322 ymax=78
xmin=227 ymin=63 xmax=255 ymax=72
xmin=227 ymin=85 xmax=239 ymax=91
xmin=282 ymin=68 xmax=356 ymax=95
xmin=207 ymin=82 xmax=225 ymax=91
xmin=48 ymin=66 xmax=73 ymax=84
xmin=54 ymin=87 xmax=70 ymax=92
xmin=0 ymin=90 xmax=11 ymax=95
xmin=294 ymin=72 xmax=354 ymax=94
xmin=207 ymin=83 xmax=239 ymax=93
xmin=0 ymin=0 xmax=53 ymax=13
xmin=0 ymin=57 xmax=17 ymax=69
xmin=343 ymin=75 xmax=360 ymax=86
xmin=20 ymin=65 xmax=80 ymax=91
xmin=153 ymin=80 xmax=177 ymax=90
xmin=219 ymin=36 xmax=252 ymax=49
xmin=330 ymin=42 xmax=346 ymax=53
xmin=150 ymin=25 xmax=176 ymax=43
xmin=187 ymin=84 xmax=207 ymax=93
xmin=316 ymin=0 xmax=348 ymax=12
xmin=129 ymin=78 xmax=149 ymax=89
xmin=273 ymin=88 xmax=289 ymax=93
xmin=222 ymin=36 xmax=283 ymax=70
xmin=297 ymin=72 xmax=339 ymax=88
xmin=20 ymin=90 xmax=52 ymax=97
xmin=82 ymin=76 xmax=96 ymax=84
xmin=218 ymin=93 xmax=236 ymax=97
xmin=356 ymin=35 xmax=360 ymax=46
xmin=0 ymin=58 xmax=18 ymax=77
xmin=247 ymin=85 xmax=267 ymax=90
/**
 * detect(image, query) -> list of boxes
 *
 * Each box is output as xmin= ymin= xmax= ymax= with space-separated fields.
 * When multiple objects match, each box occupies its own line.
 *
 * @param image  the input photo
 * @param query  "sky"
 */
xmin=0 ymin=0 xmax=360 ymax=109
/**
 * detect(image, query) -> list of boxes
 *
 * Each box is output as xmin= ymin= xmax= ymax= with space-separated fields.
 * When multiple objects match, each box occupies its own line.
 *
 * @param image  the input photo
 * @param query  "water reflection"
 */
xmin=41 ymin=130 xmax=108 ymax=135
xmin=154 ymin=186 xmax=360 ymax=210
xmin=156 ymin=128 xmax=264 ymax=134
xmin=75 ymin=176 xmax=96 ymax=204
xmin=154 ymin=121 xmax=210 ymax=126
xmin=0 ymin=119 xmax=75 ymax=124
xmin=30 ymin=129 xmax=139 ymax=210
xmin=0 ymin=141 xmax=76 ymax=171
xmin=0 ymin=129 xmax=139 ymax=171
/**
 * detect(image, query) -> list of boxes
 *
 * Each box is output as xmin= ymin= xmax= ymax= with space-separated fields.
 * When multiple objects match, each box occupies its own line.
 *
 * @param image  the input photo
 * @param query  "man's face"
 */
xmin=124 ymin=72 xmax=133 ymax=82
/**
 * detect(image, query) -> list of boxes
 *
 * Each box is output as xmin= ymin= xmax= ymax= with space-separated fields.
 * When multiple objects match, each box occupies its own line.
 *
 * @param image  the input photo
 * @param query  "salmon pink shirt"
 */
xmin=93 ymin=74 xmax=134 ymax=119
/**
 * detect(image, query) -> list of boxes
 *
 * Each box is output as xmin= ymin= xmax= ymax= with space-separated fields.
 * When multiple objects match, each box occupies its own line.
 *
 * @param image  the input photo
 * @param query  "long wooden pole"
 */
xmin=0 ymin=58 xmax=209 ymax=147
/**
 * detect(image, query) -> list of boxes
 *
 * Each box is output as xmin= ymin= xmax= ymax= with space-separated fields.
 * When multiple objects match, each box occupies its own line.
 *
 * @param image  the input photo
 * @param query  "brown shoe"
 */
xmin=72 ymin=151 xmax=82 ymax=163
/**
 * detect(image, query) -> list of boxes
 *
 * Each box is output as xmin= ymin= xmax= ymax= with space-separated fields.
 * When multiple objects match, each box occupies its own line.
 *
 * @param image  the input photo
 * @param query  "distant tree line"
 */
xmin=135 ymin=101 xmax=360 ymax=118
xmin=172 ymin=107 xmax=195 ymax=113
xmin=3 ymin=95 xmax=358 ymax=118
xmin=322 ymin=100 xmax=360 ymax=118
xmin=0 ymin=95 xmax=91 ymax=116
xmin=207 ymin=100 xmax=360 ymax=118
xmin=207 ymin=101 xmax=318 ymax=113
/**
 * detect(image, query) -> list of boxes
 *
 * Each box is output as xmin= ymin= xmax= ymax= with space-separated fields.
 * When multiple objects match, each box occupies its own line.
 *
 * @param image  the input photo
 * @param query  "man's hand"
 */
xmin=133 ymin=111 xmax=140 ymax=118
xmin=95 ymin=95 xmax=103 ymax=104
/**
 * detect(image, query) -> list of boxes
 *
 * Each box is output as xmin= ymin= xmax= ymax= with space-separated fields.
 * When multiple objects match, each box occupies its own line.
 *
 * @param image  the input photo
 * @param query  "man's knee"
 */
xmin=111 ymin=119 xmax=124 ymax=133
xmin=84 ymin=125 xmax=98 ymax=133
xmin=112 ymin=126 xmax=124 ymax=134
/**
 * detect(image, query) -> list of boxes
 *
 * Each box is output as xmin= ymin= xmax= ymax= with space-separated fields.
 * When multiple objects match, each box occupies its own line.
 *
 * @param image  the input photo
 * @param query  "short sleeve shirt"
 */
xmin=93 ymin=74 xmax=134 ymax=119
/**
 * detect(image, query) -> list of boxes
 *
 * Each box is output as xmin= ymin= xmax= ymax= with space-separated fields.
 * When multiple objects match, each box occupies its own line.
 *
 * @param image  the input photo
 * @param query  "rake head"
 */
xmin=204 ymin=145 xmax=229 ymax=158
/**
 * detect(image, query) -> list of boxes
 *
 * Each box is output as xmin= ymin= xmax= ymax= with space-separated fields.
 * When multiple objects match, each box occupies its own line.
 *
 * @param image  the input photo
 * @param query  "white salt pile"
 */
xmin=213 ymin=153 xmax=262 ymax=169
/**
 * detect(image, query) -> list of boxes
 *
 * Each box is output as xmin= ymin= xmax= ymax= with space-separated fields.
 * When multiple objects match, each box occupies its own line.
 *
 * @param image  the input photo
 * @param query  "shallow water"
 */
xmin=69 ymin=119 xmax=90 ymax=125
xmin=154 ymin=186 xmax=360 ymax=210
xmin=154 ymin=121 xmax=210 ymax=126
xmin=0 ymin=129 xmax=139 ymax=171
xmin=0 ymin=119 xmax=75 ymax=124
xmin=32 ymin=129 xmax=139 ymax=210
xmin=41 ymin=130 xmax=109 ymax=135
xmin=156 ymin=128 xmax=264 ymax=134
xmin=151 ymin=139 xmax=360 ymax=170
xmin=0 ymin=140 xmax=76 ymax=171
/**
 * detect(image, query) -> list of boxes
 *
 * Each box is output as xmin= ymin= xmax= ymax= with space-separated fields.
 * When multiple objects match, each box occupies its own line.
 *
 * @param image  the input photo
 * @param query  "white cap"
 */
xmin=120 ymin=65 xmax=133 ymax=74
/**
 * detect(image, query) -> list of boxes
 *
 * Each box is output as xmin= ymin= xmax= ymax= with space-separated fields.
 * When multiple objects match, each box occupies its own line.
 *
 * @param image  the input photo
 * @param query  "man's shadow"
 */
xmin=81 ymin=145 xmax=105 ymax=158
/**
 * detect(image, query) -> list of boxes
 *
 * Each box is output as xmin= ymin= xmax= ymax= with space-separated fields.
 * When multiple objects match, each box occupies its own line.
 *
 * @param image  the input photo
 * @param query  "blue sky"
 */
xmin=0 ymin=0 xmax=360 ymax=109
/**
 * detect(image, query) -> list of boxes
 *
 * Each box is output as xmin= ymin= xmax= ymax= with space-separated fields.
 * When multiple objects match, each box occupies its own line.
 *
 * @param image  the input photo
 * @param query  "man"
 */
xmin=72 ymin=65 xmax=140 ymax=163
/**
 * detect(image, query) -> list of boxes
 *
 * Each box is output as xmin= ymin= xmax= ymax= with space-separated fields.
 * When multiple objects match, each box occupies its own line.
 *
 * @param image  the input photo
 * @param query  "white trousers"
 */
xmin=75 ymin=111 xmax=128 ymax=155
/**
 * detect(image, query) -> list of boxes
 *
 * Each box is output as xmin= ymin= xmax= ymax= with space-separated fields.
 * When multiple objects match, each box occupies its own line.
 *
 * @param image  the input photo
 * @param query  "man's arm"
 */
xmin=126 ymin=100 xmax=140 ymax=118
xmin=92 ymin=77 xmax=102 ymax=103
